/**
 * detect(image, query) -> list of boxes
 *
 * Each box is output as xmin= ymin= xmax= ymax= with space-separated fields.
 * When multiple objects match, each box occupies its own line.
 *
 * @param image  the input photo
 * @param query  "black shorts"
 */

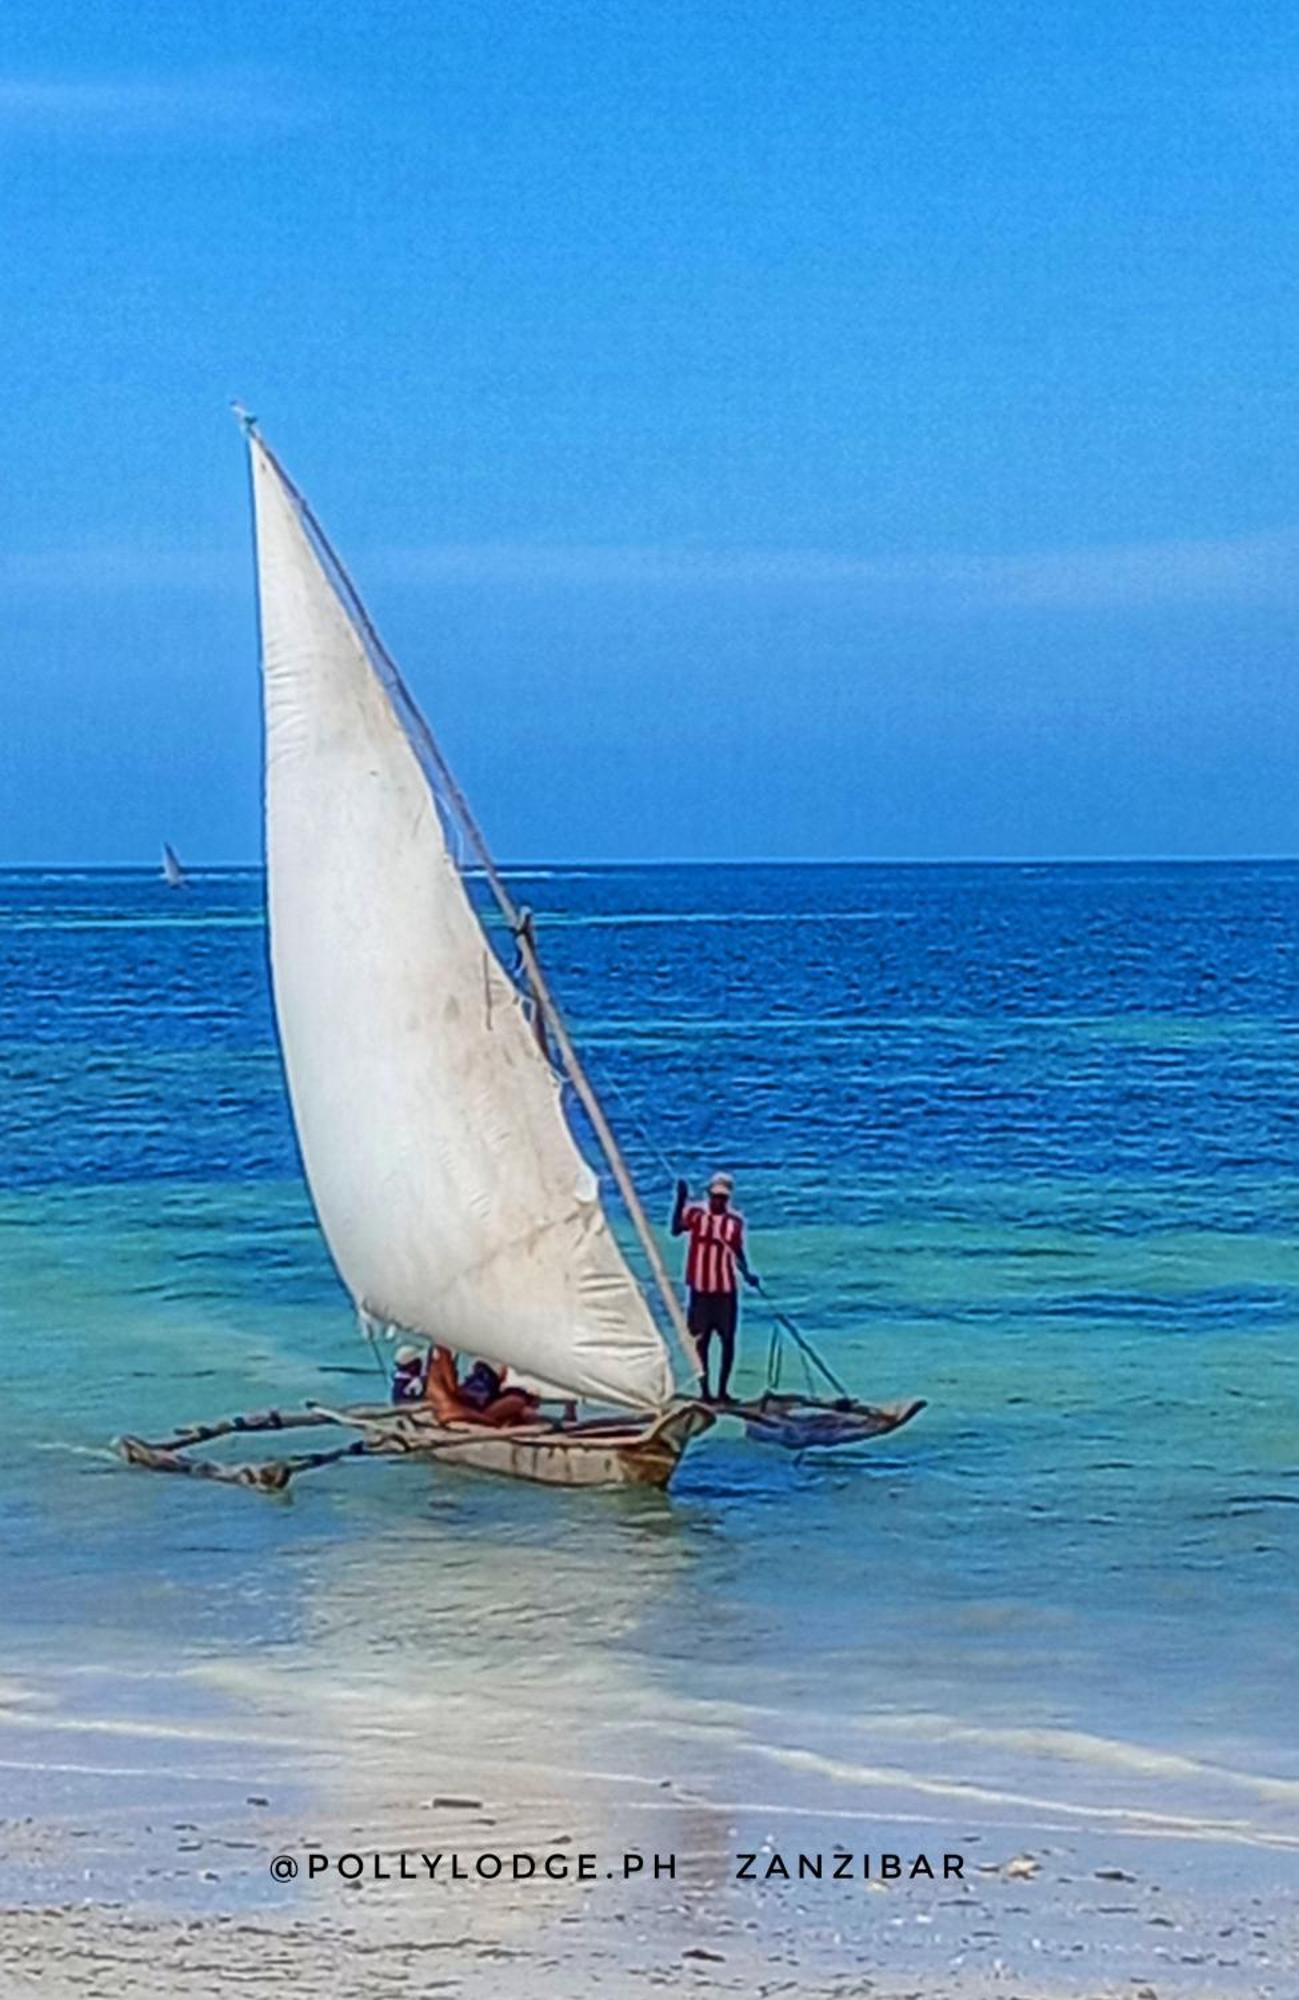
xmin=687 ymin=1289 xmax=738 ymax=1340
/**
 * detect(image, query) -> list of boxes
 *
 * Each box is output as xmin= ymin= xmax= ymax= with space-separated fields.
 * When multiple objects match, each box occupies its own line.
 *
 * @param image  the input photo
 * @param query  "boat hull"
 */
xmin=117 ymin=1400 xmax=716 ymax=1494
xmin=355 ymin=1400 xmax=715 ymax=1490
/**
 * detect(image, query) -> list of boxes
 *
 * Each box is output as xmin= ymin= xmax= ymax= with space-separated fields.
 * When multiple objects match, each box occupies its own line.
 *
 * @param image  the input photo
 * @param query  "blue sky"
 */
xmin=1 ymin=0 xmax=1296 ymax=862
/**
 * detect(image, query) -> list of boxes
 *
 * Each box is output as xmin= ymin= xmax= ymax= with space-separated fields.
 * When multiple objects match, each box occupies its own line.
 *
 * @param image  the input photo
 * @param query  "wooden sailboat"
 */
xmin=119 ymin=417 xmax=714 ymax=1494
xmin=161 ymin=841 xmax=187 ymax=887
xmin=118 ymin=1400 xmax=713 ymax=1492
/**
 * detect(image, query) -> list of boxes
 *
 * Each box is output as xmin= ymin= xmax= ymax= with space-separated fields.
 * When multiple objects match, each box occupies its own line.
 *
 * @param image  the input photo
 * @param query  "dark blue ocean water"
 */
xmin=6 ymin=861 xmax=1299 ymax=1192
xmin=2 ymin=862 xmax=1297 ymax=1849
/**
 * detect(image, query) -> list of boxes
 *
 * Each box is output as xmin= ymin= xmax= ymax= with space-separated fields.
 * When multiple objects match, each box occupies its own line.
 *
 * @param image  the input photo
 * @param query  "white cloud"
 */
xmin=0 ymin=74 xmax=319 ymax=139
xmin=3 ymin=524 xmax=1296 ymax=613
xmin=371 ymin=525 xmax=1299 ymax=612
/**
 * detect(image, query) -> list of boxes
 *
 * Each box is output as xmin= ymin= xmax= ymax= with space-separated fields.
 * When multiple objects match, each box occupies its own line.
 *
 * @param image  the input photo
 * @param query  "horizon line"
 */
xmin=3 ymin=852 xmax=1298 ymax=873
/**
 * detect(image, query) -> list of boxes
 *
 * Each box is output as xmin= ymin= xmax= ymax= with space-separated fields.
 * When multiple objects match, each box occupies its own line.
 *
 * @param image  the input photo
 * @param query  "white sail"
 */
xmin=249 ymin=436 xmax=674 ymax=1411
xmin=161 ymin=843 xmax=186 ymax=887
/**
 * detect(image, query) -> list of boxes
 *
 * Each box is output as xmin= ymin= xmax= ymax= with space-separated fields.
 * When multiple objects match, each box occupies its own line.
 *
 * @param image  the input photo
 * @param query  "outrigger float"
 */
xmin=116 ymin=1391 xmax=923 ymax=1493
xmin=116 ymin=416 xmax=923 ymax=1496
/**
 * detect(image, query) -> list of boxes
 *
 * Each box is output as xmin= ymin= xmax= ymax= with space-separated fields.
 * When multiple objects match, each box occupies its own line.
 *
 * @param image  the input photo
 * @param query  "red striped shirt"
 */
xmin=681 ymin=1205 xmax=745 ymax=1294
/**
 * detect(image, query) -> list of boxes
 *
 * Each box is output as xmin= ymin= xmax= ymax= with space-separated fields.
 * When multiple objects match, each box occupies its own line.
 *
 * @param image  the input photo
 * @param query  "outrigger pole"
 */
xmin=239 ymin=413 xmax=701 ymax=1386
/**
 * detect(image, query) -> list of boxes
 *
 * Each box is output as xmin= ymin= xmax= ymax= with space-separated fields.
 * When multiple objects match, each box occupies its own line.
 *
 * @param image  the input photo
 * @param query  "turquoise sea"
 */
xmin=2 ymin=861 xmax=1298 ymax=1868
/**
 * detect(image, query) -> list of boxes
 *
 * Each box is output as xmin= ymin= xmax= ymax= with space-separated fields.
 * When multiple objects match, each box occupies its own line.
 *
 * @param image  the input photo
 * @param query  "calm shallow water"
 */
xmin=1 ymin=862 xmax=1297 ymax=1848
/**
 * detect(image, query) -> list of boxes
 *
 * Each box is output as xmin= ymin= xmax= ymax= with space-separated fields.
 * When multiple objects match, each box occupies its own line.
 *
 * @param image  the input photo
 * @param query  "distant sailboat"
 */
xmin=161 ymin=842 xmax=187 ymax=888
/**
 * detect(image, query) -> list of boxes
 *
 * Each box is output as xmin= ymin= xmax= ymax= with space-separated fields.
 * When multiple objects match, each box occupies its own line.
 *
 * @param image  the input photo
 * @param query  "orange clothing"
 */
xmin=422 ymin=1346 xmax=472 ymax=1422
xmin=421 ymin=1346 xmax=541 ymax=1428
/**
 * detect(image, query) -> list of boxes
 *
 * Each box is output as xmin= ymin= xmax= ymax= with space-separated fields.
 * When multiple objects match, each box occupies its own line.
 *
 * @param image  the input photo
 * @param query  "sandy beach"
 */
xmin=3 ymin=1661 xmax=1295 ymax=1999
xmin=4 ymin=1802 xmax=1294 ymax=1997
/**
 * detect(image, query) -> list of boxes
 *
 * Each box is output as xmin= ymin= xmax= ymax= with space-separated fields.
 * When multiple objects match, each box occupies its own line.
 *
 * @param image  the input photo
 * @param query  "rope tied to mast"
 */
xmin=510 ymin=908 xmax=552 ymax=1061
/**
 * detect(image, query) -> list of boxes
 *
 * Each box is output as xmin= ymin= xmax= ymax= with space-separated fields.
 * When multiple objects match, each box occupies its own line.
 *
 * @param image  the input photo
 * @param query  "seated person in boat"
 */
xmin=421 ymin=1345 xmax=542 ymax=1428
xmin=671 ymin=1171 xmax=757 ymax=1402
xmin=390 ymin=1342 xmax=428 ymax=1403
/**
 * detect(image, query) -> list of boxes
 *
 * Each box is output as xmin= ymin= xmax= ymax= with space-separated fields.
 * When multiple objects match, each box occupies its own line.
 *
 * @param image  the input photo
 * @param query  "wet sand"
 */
xmin=3 ymin=1721 xmax=1295 ymax=1998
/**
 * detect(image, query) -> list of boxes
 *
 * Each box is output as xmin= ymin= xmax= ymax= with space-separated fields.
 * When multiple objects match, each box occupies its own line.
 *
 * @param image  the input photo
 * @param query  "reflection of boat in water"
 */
xmin=161 ymin=841 xmax=187 ymax=887
xmin=118 ymin=415 xmax=921 ymax=1497
xmin=186 ymin=1477 xmax=740 ymax=1956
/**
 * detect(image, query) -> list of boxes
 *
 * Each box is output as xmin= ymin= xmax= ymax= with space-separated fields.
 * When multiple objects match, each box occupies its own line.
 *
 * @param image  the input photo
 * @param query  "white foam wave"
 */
xmin=860 ymin=1713 xmax=1299 ymax=1805
xmin=745 ymin=1741 xmax=1299 ymax=1850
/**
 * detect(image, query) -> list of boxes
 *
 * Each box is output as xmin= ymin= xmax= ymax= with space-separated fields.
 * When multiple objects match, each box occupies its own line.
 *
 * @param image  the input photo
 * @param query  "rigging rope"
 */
xmin=751 ymin=1282 xmax=851 ymax=1401
xmin=582 ymin=1052 xmax=681 ymax=1187
xmin=358 ymin=1307 xmax=395 ymax=1383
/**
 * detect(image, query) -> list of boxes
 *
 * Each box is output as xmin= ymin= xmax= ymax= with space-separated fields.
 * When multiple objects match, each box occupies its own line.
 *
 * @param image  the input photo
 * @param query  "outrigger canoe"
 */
xmin=117 ymin=416 xmax=923 ymax=1501
xmin=117 ymin=1401 xmax=716 ymax=1494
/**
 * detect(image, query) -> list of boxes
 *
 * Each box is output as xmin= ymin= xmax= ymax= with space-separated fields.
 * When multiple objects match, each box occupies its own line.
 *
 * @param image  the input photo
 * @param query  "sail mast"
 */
xmin=244 ymin=419 xmax=700 ymax=1384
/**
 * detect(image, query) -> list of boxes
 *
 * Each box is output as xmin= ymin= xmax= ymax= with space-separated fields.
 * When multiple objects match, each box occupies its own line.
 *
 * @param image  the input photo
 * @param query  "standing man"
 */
xmin=671 ymin=1172 xmax=757 ymax=1403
